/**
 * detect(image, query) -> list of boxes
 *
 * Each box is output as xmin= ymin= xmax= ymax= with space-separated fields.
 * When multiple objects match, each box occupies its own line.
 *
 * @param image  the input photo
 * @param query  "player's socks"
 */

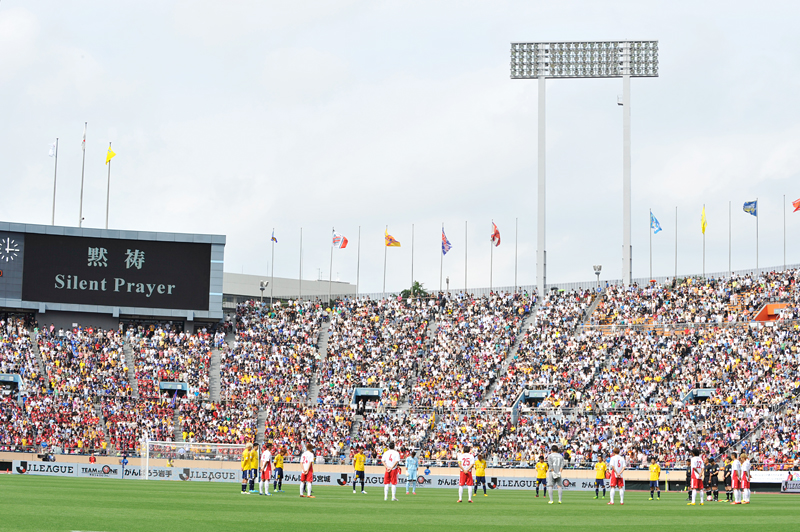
xmin=307 ymin=483 xmax=313 ymax=497
xmin=657 ymin=490 xmax=660 ymax=499
xmin=385 ymin=485 xmax=390 ymax=501
xmin=259 ymin=481 xmax=263 ymax=494
xmin=650 ymin=489 xmax=654 ymax=499
xmin=241 ymin=483 xmax=246 ymax=493
xmin=391 ymin=486 xmax=397 ymax=500
xmin=618 ymin=487 xmax=623 ymax=504
xmin=458 ymin=486 xmax=463 ymax=502
xmin=609 ymin=487 xmax=615 ymax=504
xmin=468 ymin=486 xmax=473 ymax=502
xmin=691 ymin=490 xmax=696 ymax=504
xmin=300 ymin=482 xmax=305 ymax=497
xmin=595 ymin=487 xmax=599 ymax=498
xmin=557 ymin=486 xmax=562 ymax=503
xmin=548 ymin=489 xmax=553 ymax=503
xmin=249 ymin=479 xmax=255 ymax=491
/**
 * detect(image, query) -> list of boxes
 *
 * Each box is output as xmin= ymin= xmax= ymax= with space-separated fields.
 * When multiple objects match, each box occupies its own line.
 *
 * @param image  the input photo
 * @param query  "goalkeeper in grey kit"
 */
xmin=546 ymin=445 xmax=565 ymax=504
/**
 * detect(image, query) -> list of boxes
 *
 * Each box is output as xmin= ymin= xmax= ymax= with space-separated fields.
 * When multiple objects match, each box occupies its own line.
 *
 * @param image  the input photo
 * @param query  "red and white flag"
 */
xmin=491 ymin=222 xmax=501 ymax=247
xmin=332 ymin=230 xmax=348 ymax=249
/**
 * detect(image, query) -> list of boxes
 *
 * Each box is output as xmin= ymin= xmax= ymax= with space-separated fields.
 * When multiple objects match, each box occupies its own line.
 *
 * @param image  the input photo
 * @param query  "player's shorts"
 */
xmin=709 ymin=476 xmax=719 ymax=488
xmin=242 ymin=469 xmax=255 ymax=480
xmin=536 ymin=478 xmax=547 ymax=486
xmin=301 ymin=467 xmax=314 ymax=483
xmin=649 ymin=481 xmax=659 ymax=488
xmin=742 ymin=477 xmax=750 ymax=489
xmin=547 ymin=472 xmax=562 ymax=488
xmin=691 ymin=477 xmax=704 ymax=490
xmin=355 ymin=470 xmax=365 ymax=480
xmin=384 ymin=468 xmax=399 ymax=485
xmin=261 ymin=466 xmax=272 ymax=481
xmin=275 ymin=467 xmax=284 ymax=479
xmin=459 ymin=471 xmax=473 ymax=487
xmin=407 ymin=471 xmax=417 ymax=481
xmin=609 ymin=475 xmax=624 ymax=488
xmin=595 ymin=478 xmax=606 ymax=488
xmin=475 ymin=476 xmax=485 ymax=486
xmin=732 ymin=473 xmax=740 ymax=490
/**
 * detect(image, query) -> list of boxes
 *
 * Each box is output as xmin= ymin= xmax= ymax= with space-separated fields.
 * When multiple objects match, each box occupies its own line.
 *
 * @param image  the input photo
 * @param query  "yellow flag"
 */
xmin=701 ymin=205 xmax=707 ymax=234
xmin=106 ymin=147 xmax=116 ymax=165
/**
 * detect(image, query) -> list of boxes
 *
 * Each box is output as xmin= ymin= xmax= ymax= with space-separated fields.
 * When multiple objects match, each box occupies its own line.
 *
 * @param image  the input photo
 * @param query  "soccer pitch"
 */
xmin=2 ymin=476 xmax=799 ymax=532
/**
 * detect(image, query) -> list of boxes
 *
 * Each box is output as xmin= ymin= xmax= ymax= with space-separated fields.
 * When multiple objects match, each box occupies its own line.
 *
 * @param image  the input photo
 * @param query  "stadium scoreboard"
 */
xmin=0 ymin=222 xmax=224 ymax=321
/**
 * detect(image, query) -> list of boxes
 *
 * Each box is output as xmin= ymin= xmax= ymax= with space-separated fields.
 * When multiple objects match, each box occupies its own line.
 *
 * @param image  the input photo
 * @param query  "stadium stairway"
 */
xmin=29 ymin=329 xmax=49 ymax=389
xmin=94 ymin=400 xmax=113 ymax=452
xmin=209 ymin=347 xmax=221 ymax=402
xmin=578 ymin=288 xmax=605 ymax=329
xmin=174 ymin=410 xmax=183 ymax=442
xmin=317 ymin=318 xmax=330 ymax=360
xmin=479 ymin=304 xmax=538 ymax=407
xmin=256 ymin=408 xmax=267 ymax=445
xmin=123 ymin=341 xmax=139 ymax=399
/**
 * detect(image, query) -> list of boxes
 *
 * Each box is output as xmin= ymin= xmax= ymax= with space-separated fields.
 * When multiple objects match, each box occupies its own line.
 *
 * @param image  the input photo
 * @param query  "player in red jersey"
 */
xmin=687 ymin=448 xmax=705 ymax=506
xmin=607 ymin=448 xmax=626 ymax=505
xmin=731 ymin=453 xmax=742 ymax=504
xmin=258 ymin=443 xmax=272 ymax=496
xmin=740 ymin=453 xmax=751 ymax=504
xmin=456 ymin=445 xmax=476 ymax=503
xmin=382 ymin=442 xmax=401 ymax=501
xmin=300 ymin=444 xmax=315 ymax=498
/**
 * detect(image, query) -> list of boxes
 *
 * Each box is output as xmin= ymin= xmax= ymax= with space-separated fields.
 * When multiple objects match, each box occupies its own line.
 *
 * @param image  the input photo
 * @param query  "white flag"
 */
xmin=81 ymin=123 xmax=86 ymax=151
xmin=48 ymin=141 xmax=57 ymax=157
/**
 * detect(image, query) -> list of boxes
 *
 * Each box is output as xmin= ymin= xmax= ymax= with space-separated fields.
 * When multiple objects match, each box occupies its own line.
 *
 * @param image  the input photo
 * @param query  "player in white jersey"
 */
xmin=730 ymin=454 xmax=742 ymax=505
xmin=740 ymin=453 xmax=751 ymax=504
xmin=382 ymin=442 xmax=401 ymax=501
xmin=687 ymin=448 xmax=705 ymax=506
xmin=258 ymin=443 xmax=272 ymax=496
xmin=607 ymin=447 xmax=626 ymax=505
xmin=546 ymin=445 xmax=565 ymax=504
xmin=300 ymin=444 xmax=315 ymax=498
xmin=456 ymin=445 xmax=476 ymax=503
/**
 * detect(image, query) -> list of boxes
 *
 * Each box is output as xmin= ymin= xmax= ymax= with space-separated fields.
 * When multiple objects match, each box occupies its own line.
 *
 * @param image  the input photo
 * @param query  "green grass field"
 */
xmin=2 ymin=476 xmax=799 ymax=532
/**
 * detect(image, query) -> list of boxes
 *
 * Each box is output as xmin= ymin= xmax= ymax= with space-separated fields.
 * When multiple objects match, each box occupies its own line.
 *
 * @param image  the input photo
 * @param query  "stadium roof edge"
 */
xmin=0 ymin=221 xmax=226 ymax=245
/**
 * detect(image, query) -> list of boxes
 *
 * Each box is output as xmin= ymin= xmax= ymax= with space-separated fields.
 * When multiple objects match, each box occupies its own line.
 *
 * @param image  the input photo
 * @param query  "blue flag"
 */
xmin=271 ymin=230 xmax=277 ymax=243
xmin=650 ymin=212 xmax=662 ymax=234
xmin=743 ymin=200 xmax=757 ymax=217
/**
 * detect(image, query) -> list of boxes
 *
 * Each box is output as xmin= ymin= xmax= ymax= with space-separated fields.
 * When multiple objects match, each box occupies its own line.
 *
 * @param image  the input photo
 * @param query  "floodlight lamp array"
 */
xmin=510 ymin=41 xmax=658 ymax=79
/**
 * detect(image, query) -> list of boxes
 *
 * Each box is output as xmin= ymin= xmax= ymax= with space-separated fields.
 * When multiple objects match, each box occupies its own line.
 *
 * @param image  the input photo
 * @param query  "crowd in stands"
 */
xmin=103 ymin=397 xmax=174 ymax=451
xmin=37 ymin=327 xmax=131 ymax=397
xmin=179 ymin=401 xmax=257 ymax=444
xmin=262 ymin=405 xmax=352 ymax=462
xmin=317 ymin=297 xmax=432 ymax=406
xmin=1 ymin=317 xmax=46 ymax=394
xmin=222 ymin=300 xmax=322 ymax=405
xmin=352 ymin=410 xmax=433 ymax=453
xmin=23 ymin=394 xmax=105 ymax=453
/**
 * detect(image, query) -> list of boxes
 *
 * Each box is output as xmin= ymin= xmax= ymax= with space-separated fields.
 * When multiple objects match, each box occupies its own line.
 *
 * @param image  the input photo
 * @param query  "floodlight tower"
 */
xmin=510 ymin=41 xmax=658 ymax=296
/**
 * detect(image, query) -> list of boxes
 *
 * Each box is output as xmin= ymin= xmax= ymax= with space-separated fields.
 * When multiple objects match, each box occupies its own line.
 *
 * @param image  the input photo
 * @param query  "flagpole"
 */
xmin=270 ymin=229 xmax=275 ymax=306
xmin=299 ymin=227 xmax=303 ymax=300
xmin=329 ymin=227 xmax=335 ymax=305
xmin=784 ymin=194 xmax=787 ymax=271
xmin=674 ymin=206 xmax=678 ymax=281
xmin=356 ymin=226 xmax=361 ymax=297
xmin=440 ymin=224 xmax=444 ymax=293
xmin=702 ymin=204 xmax=705 ymax=278
xmin=649 ymin=209 xmax=652 ymax=280
xmin=51 ymin=138 xmax=58 ymax=225
xmin=78 ymin=122 xmax=87 ymax=227
xmin=411 ymin=223 xmax=414 ymax=294
xmin=756 ymin=197 xmax=759 ymax=273
xmin=383 ymin=225 xmax=388 ymax=299
xmin=490 ymin=220 xmax=494 ymax=293
xmin=728 ymin=201 xmax=732 ymax=275
xmin=464 ymin=221 xmax=468 ymax=294
xmin=105 ymin=142 xmax=112 ymax=230
xmin=514 ymin=217 xmax=518 ymax=293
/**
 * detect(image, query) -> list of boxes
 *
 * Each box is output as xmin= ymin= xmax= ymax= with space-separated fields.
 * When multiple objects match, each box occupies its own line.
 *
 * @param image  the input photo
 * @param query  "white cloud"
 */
xmin=0 ymin=8 xmax=39 ymax=79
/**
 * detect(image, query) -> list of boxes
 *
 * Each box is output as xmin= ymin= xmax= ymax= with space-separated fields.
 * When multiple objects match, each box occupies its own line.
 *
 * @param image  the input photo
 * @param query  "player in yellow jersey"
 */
xmin=474 ymin=454 xmax=488 ymax=496
xmin=535 ymin=455 xmax=548 ymax=498
xmin=353 ymin=447 xmax=367 ymax=494
xmin=241 ymin=442 xmax=256 ymax=494
xmin=648 ymin=457 xmax=661 ymax=500
xmin=594 ymin=455 xmax=607 ymax=499
xmin=273 ymin=447 xmax=285 ymax=493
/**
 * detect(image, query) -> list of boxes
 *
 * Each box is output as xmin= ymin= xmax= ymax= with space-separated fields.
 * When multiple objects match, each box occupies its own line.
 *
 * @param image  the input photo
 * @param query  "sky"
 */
xmin=1 ymin=0 xmax=799 ymax=294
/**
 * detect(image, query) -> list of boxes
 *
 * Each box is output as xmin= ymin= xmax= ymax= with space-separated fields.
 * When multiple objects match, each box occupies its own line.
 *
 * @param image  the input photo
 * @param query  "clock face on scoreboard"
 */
xmin=0 ymin=236 xmax=20 ymax=262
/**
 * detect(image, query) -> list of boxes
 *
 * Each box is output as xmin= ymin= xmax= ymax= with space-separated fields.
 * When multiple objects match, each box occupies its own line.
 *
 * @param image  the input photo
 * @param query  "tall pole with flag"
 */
xmin=49 ymin=139 xmax=58 ymax=225
xmin=299 ymin=228 xmax=303 ymax=300
xmin=78 ymin=122 xmax=87 ymax=227
xmin=105 ymin=142 xmax=116 ymax=229
xmin=411 ymin=224 xmax=414 ymax=294
xmin=514 ymin=218 xmax=518 ymax=293
xmin=383 ymin=227 xmax=401 ymax=298
xmin=440 ymin=224 xmax=452 ymax=292
xmin=729 ymin=201 xmax=732 ymax=275
xmin=356 ymin=226 xmax=361 ymax=297
xmin=270 ymin=229 xmax=276 ymax=305
xmin=464 ymin=221 xmax=468 ymax=294
xmin=674 ymin=206 xmax=678 ymax=280
xmin=329 ymin=227 xmax=334 ymax=304
xmin=490 ymin=222 xmax=501 ymax=292
xmin=330 ymin=229 xmax=349 ymax=304
xmin=701 ymin=205 xmax=707 ymax=277
xmin=743 ymin=200 xmax=758 ymax=272
xmin=649 ymin=210 xmax=662 ymax=280
xmin=784 ymin=195 xmax=787 ymax=271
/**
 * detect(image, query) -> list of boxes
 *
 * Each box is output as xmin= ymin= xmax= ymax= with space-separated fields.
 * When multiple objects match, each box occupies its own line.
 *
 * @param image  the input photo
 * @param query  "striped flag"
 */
xmin=385 ymin=230 xmax=401 ymax=247
xmin=332 ymin=230 xmax=348 ymax=249
xmin=442 ymin=226 xmax=452 ymax=255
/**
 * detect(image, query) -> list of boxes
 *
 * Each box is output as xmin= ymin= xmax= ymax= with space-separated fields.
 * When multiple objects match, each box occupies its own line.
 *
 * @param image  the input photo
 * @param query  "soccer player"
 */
xmin=456 ymin=445 xmax=476 ymax=503
xmin=241 ymin=442 xmax=255 ymax=494
xmin=723 ymin=457 xmax=732 ymax=502
xmin=703 ymin=457 xmax=712 ymax=502
xmin=406 ymin=451 xmax=419 ymax=495
xmin=300 ymin=444 xmax=315 ymax=498
xmin=740 ymin=453 xmax=751 ymax=504
xmin=259 ymin=443 xmax=272 ymax=496
xmin=382 ymin=442 xmax=401 ymax=501
xmin=607 ymin=448 xmax=626 ymax=505
xmin=546 ymin=445 xmax=565 ymax=505
xmin=594 ymin=455 xmax=607 ymax=499
xmin=731 ymin=453 xmax=742 ymax=505
xmin=273 ymin=447 xmax=285 ymax=493
xmin=687 ymin=448 xmax=704 ymax=506
xmin=474 ymin=453 xmax=488 ymax=497
xmin=535 ymin=455 xmax=548 ymax=498
xmin=707 ymin=457 xmax=719 ymax=502
xmin=684 ymin=458 xmax=692 ymax=501
xmin=648 ymin=457 xmax=661 ymax=500
xmin=353 ymin=447 xmax=367 ymax=494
